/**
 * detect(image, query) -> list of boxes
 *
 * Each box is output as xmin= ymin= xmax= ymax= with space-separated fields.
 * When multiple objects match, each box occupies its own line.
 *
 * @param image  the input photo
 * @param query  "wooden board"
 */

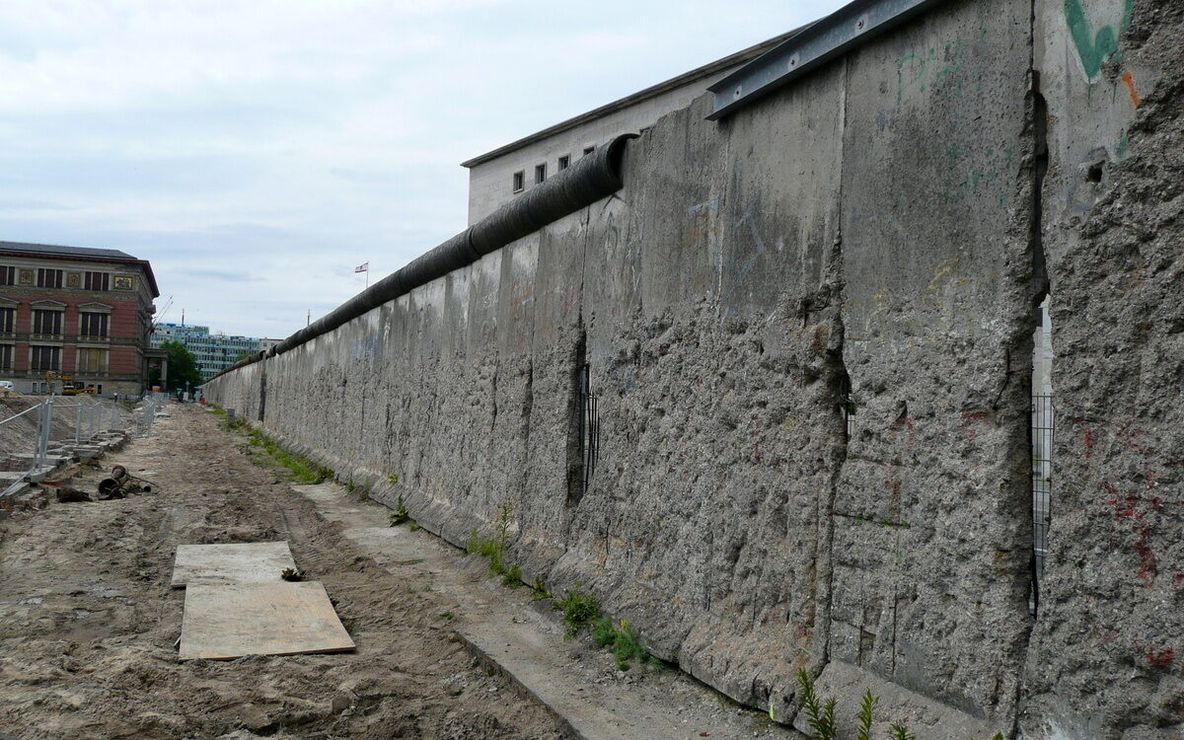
xmin=178 ymin=581 xmax=355 ymax=660
xmin=170 ymin=541 xmax=296 ymax=588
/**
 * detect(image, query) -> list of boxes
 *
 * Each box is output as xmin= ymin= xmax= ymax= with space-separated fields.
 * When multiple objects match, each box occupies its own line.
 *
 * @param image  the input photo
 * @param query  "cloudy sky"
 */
xmin=0 ymin=0 xmax=845 ymax=339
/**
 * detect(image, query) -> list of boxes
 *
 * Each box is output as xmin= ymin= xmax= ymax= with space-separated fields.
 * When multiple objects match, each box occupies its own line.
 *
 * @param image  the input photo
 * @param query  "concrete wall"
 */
xmin=206 ymin=0 xmax=1184 ymax=735
xmin=1020 ymin=0 xmax=1184 ymax=737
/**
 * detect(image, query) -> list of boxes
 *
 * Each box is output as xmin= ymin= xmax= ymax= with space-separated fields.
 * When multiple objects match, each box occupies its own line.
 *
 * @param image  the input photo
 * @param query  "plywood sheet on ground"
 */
xmin=170 ymin=541 xmax=296 ymax=588
xmin=178 ymin=581 xmax=355 ymax=660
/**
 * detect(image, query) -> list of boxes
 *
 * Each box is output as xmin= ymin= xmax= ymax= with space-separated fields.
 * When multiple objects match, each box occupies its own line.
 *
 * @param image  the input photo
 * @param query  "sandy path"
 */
xmin=0 ymin=403 xmax=567 ymax=739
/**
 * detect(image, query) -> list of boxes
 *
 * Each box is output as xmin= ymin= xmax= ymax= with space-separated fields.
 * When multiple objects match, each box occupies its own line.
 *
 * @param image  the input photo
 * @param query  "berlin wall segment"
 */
xmin=1020 ymin=0 xmax=1184 ymax=737
xmin=203 ymin=0 xmax=1183 ymax=735
xmin=825 ymin=0 xmax=1038 ymax=733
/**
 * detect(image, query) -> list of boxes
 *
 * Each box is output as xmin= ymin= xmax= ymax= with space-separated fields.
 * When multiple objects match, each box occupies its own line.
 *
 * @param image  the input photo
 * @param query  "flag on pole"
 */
xmin=354 ymin=262 xmax=369 ymax=273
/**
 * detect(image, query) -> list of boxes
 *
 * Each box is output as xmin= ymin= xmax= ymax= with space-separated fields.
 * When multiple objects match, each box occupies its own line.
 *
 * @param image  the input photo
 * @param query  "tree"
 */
xmin=148 ymin=340 xmax=203 ymax=392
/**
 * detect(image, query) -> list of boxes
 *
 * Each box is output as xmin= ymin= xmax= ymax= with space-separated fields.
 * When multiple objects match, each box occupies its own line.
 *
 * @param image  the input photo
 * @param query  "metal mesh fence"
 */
xmin=1031 ymin=393 xmax=1054 ymax=614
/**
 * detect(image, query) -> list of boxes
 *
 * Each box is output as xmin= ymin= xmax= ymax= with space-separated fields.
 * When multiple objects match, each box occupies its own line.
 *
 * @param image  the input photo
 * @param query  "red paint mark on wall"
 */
xmin=1103 ymin=482 xmax=1142 ymax=522
xmin=1147 ymin=647 xmax=1175 ymax=669
xmin=1118 ymin=424 xmax=1152 ymax=456
xmin=1083 ymin=428 xmax=1095 ymax=458
xmin=1135 ymin=525 xmax=1157 ymax=586
xmin=960 ymin=411 xmax=991 ymax=443
xmin=1103 ymin=481 xmax=1162 ymax=586
xmin=1121 ymin=71 xmax=1142 ymax=108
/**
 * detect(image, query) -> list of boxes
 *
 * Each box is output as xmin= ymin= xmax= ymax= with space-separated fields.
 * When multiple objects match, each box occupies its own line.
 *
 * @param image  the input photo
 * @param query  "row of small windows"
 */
xmin=0 ymin=306 xmax=109 ymax=338
xmin=0 ymin=345 xmax=110 ymax=373
xmin=0 ymin=266 xmax=113 ymax=291
xmin=511 ymin=145 xmax=596 ymax=193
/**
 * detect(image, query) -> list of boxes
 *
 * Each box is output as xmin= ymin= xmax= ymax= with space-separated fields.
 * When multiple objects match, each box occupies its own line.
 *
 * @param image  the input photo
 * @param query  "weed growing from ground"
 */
xmin=242 ymin=427 xmax=332 ymax=484
xmin=857 ymin=690 xmax=877 ymax=740
xmin=466 ymin=503 xmax=515 ymax=576
xmin=389 ymin=496 xmax=411 ymax=526
xmin=556 ymin=589 xmax=601 ymax=637
xmin=796 ymin=668 xmax=836 ymax=739
xmin=210 ymin=405 xmax=246 ymax=432
xmin=467 ymin=528 xmax=506 ymax=575
xmin=793 ymin=669 xmax=945 ymax=740
xmin=889 ymin=726 xmax=916 ymax=740
xmin=529 ymin=578 xmax=550 ymax=601
xmin=556 ymin=590 xmax=652 ymax=669
xmin=502 ymin=564 xmax=523 ymax=588
xmin=593 ymin=617 xmax=650 ymax=670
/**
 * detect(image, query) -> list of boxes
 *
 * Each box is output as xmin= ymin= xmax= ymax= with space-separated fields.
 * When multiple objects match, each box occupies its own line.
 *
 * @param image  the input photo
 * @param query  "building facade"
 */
xmin=459 ymin=30 xmax=798 ymax=224
xmin=150 ymin=323 xmax=270 ymax=382
xmin=0 ymin=241 xmax=159 ymax=396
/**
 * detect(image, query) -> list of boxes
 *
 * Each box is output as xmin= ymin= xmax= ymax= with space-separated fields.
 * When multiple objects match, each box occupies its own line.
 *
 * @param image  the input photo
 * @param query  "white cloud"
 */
xmin=0 ymin=0 xmax=847 ymax=337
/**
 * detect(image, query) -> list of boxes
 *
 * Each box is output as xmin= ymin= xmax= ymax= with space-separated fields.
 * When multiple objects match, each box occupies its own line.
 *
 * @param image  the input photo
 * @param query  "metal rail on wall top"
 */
xmin=706 ymin=0 xmax=952 ymax=120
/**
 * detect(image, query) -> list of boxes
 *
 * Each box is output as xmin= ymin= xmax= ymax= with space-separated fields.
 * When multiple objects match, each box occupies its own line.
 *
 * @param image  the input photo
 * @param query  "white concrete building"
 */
xmin=460 ymin=30 xmax=798 ymax=224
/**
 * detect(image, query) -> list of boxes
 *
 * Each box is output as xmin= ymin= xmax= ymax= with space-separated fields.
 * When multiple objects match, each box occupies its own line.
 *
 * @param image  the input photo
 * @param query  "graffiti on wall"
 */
xmin=1064 ymin=0 xmax=1134 ymax=82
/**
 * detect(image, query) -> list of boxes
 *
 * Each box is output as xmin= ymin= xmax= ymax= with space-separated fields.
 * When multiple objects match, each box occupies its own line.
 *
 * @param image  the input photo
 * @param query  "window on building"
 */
xmin=535 ymin=163 xmax=546 ymax=184
xmin=80 ymin=312 xmax=109 ymax=338
xmin=77 ymin=347 xmax=109 ymax=374
xmin=84 ymin=272 xmax=110 ymax=291
xmin=0 ymin=267 xmax=14 ymax=286
xmin=30 ymin=346 xmax=60 ymax=372
xmin=32 ymin=309 xmax=62 ymax=336
xmin=0 ymin=345 xmax=12 ymax=371
xmin=0 ymin=307 xmax=13 ymax=334
xmin=558 ymin=155 xmax=570 ymax=171
xmin=36 ymin=269 xmax=63 ymax=289
xmin=512 ymin=171 xmax=525 ymax=193
xmin=583 ymin=145 xmax=595 ymax=156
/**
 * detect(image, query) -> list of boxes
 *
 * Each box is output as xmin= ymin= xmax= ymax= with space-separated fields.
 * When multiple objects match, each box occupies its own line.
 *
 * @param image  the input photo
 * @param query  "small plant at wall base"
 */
xmin=857 ymin=690 xmax=877 ymax=740
xmin=889 ymin=726 xmax=916 ymax=740
xmin=502 ymin=564 xmax=523 ymax=588
xmin=796 ymin=669 xmax=836 ymax=739
xmin=556 ymin=588 xmax=601 ymax=637
xmin=793 ymin=669 xmax=932 ymax=740
xmin=242 ymin=427 xmax=332 ymax=484
xmin=466 ymin=503 xmax=516 ymax=576
xmin=592 ymin=616 xmax=651 ymax=670
xmin=389 ymin=496 xmax=410 ymax=526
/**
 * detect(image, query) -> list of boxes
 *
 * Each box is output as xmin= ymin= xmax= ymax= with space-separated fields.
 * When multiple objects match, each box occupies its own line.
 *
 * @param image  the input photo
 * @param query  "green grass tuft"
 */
xmin=389 ymin=496 xmax=411 ymax=526
xmin=502 ymin=564 xmax=523 ymax=588
xmin=242 ymin=427 xmax=332 ymax=484
xmin=556 ymin=589 xmax=601 ymax=638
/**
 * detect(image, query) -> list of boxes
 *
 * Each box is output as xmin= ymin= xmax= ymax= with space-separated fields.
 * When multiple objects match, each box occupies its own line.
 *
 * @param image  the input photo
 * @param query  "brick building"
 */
xmin=0 ymin=241 xmax=159 ymax=396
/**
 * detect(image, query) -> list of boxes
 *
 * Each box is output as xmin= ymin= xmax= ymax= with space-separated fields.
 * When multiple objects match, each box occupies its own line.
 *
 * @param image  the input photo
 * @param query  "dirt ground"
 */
xmin=0 ymin=403 xmax=568 ymax=739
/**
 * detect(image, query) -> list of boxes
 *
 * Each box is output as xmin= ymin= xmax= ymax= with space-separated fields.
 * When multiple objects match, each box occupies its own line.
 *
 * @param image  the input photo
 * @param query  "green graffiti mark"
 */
xmin=896 ymin=40 xmax=964 ymax=107
xmin=1064 ymin=0 xmax=1134 ymax=81
xmin=1117 ymin=132 xmax=1131 ymax=159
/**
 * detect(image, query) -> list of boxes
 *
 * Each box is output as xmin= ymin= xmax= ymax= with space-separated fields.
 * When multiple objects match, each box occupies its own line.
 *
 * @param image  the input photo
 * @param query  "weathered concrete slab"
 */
xmin=795 ymin=661 xmax=1003 ymax=739
xmin=178 ymin=581 xmax=354 ymax=660
xmin=1020 ymin=0 xmax=1184 ymax=735
xmin=291 ymin=482 xmax=797 ymax=740
xmin=170 ymin=541 xmax=296 ymax=588
xmin=833 ymin=0 xmax=1035 ymax=725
